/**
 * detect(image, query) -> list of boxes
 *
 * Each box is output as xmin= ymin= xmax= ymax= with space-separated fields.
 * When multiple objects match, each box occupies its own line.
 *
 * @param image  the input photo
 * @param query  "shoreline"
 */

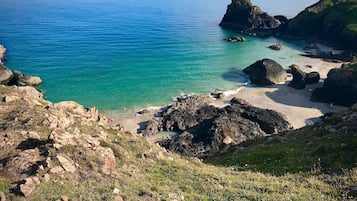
xmin=106 ymin=52 xmax=348 ymax=135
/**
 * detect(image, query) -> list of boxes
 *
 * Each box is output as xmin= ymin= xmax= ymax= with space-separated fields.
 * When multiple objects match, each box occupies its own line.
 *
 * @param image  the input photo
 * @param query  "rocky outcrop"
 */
xmin=223 ymin=36 xmax=247 ymax=42
xmin=219 ymin=0 xmax=282 ymax=35
xmin=152 ymin=95 xmax=291 ymax=158
xmin=311 ymin=63 xmax=357 ymax=106
xmin=269 ymin=44 xmax=283 ymax=50
xmin=305 ymin=72 xmax=320 ymax=84
xmin=0 ymin=85 xmax=120 ymax=198
xmin=288 ymin=64 xmax=321 ymax=89
xmin=8 ymin=70 xmax=42 ymax=87
xmin=0 ymin=63 xmax=13 ymax=84
xmin=243 ymin=59 xmax=287 ymax=86
xmin=288 ymin=64 xmax=307 ymax=89
xmin=0 ymin=45 xmax=6 ymax=62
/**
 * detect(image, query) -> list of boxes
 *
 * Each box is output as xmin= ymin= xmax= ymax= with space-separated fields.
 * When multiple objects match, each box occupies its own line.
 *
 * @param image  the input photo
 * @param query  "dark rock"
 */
xmin=305 ymin=72 xmax=320 ymax=84
xmin=223 ymin=36 xmax=247 ymax=42
xmin=160 ymin=95 xmax=216 ymax=131
xmin=158 ymin=95 xmax=291 ymax=158
xmin=141 ymin=119 xmax=159 ymax=137
xmin=268 ymin=44 xmax=283 ymax=50
xmin=220 ymin=0 xmax=281 ymax=35
xmin=137 ymin=109 xmax=150 ymax=115
xmin=311 ymin=63 xmax=357 ymax=107
xmin=288 ymin=64 xmax=306 ymax=89
xmin=348 ymin=186 xmax=357 ymax=198
xmin=8 ymin=70 xmax=42 ymax=87
xmin=230 ymin=104 xmax=292 ymax=134
xmin=211 ymin=91 xmax=225 ymax=99
xmin=243 ymin=59 xmax=287 ymax=86
xmin=0 ymin=63 xmax=13 ymax=84
xmin=230 ymin=97 xmax=250 ymax=105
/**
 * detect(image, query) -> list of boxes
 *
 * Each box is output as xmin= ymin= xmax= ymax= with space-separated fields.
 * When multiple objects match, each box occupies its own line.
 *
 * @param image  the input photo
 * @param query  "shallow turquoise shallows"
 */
xmin=0 ymin=0 xmax=308 ymax=112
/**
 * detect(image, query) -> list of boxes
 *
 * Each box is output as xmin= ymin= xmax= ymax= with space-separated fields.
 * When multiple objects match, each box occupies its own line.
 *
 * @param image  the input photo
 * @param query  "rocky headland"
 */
xmin=0 ymin=47 xmax=42 ymax=87
xmin=219 ymin=0 xmax=282 ymax=36
xmin=220 ymin=0 xmax=357 ymax=54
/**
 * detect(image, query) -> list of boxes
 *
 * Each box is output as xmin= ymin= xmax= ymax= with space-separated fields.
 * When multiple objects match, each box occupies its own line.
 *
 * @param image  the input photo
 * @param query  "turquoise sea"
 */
xmin=0 ymin=0 xmax=314 ymax=112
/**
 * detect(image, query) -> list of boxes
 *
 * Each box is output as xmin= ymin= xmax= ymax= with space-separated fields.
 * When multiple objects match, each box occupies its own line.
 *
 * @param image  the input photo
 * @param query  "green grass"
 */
xmin=208 ymin=126 xmax=357 ymax=175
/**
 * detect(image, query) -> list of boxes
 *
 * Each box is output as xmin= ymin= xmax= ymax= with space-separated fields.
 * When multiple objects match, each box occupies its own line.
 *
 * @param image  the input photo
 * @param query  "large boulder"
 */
xmin=311 ymin=63 xmax=357 ymax=106
xmin=243 ymin=59 xmax=287 ymax=86
xmin=219 ymin=0 xmax=282 ymax=35
xmin=288 ymin=64 xmax=306 ymax=89
xmin=8 ymin=70 xmax=42 ymax=87
xmin=305 ymin=72 xmax=320 ymax=84
xmin=158 ymin=95 xmax=291 ymax=158
xmin=0 ymin=63 xmax=13 ymax=84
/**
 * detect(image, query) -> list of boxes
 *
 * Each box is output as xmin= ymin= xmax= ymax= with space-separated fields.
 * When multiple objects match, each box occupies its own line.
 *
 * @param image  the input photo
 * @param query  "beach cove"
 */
xmin=0 ymin=0 xmax=320 ymax=111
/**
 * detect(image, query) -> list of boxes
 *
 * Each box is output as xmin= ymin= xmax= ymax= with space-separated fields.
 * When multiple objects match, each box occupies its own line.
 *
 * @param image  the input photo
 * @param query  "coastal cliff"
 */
xmin=220 ymin=0 xmax=357 ymax=51
xmin=219 ymin=0 xmax=282 ymax=35
xmin=282 ymin=0 xmax=357 ymax=50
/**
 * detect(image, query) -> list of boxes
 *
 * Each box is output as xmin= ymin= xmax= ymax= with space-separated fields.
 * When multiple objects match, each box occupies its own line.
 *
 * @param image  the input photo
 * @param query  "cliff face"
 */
xmin=220 ymin=0 xmax=357 ymax=50
xmin=282 ymin=0 xmax=357 ymax=50
xmin=219 ymin=0 xmax=281 ymax=34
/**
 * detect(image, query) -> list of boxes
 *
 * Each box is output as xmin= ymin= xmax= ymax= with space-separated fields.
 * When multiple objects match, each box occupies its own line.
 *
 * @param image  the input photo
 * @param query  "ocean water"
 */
xmin=0 ymin=0 xmax=311 ymax=112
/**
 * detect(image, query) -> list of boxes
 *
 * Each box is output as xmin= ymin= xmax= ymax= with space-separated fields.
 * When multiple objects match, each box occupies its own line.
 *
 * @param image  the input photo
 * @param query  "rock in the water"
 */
xmin=8 ymin=70 xmax=42 ymax=87
xmin=311 ymin=63 xmax=357 ymax=107
xmin=219 ymin=0 xmax=281 ymax=34
xmin=0 ymin=63 xmax=13 ymax=84
xmin=269 ymin=44 xmax=283 ymax=50
xmin=288 ymin=64 xmax=306 ymax=89
xmin=223 ymin=36 xmax=247 ymax=42
xmin=243 ymin=59 xmax=287 ymax=86
xmin=305 ymin=71 xmax=320 ymax=84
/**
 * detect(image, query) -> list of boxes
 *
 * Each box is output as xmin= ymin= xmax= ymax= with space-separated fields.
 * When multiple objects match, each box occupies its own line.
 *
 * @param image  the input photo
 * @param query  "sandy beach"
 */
xmin=107 ymin=55 xmax=347 ymax=135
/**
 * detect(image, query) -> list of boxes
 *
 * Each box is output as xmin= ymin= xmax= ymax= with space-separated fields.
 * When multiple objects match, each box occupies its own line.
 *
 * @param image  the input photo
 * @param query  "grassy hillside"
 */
xmin=1 ymin=85 xmax=357 ymax=200
xmin=207 ymin=107 xmax=357 ymax=199
xmin=284 ymin=0 xmax=357 ymax=50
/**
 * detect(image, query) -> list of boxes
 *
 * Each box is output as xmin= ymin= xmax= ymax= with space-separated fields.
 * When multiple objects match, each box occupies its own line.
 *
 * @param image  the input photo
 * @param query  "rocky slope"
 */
xmin=282 ymin=0 xmax=357 ymax=50
xmin=2 ymin=85 xmax=355 ymax=200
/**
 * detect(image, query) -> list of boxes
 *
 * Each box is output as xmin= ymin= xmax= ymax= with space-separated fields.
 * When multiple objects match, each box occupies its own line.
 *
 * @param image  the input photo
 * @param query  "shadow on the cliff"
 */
xmin=222 ymin=68 xmax=249 ymax=83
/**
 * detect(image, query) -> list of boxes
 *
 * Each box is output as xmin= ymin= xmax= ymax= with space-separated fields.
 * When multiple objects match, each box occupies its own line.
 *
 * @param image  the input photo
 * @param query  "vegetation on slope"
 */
xmin=208 ymin=107 xmax=357 ymax=198
xmin=283 ymin=0 xmax=357 ymax=50
xmin=1 ymin=85 xmax=357 ymax=200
